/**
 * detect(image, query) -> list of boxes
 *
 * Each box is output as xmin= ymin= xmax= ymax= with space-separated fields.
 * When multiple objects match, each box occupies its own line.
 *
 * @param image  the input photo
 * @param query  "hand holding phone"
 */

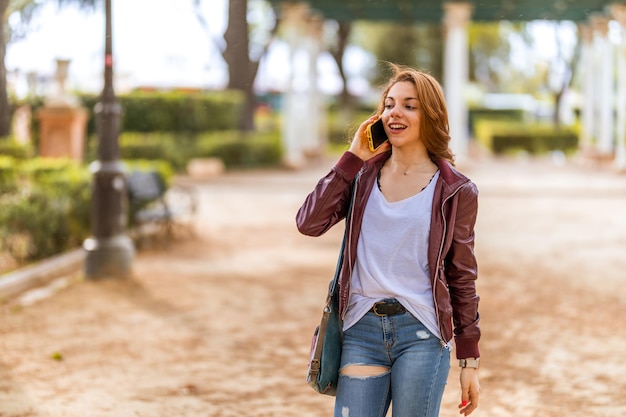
xmin=366 ymin=118 xmax=388 ymax=152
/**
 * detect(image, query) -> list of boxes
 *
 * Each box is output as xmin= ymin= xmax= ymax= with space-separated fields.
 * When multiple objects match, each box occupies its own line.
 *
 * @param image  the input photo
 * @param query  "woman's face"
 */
xmin=381 ymin=81 xmax=422 ymax=149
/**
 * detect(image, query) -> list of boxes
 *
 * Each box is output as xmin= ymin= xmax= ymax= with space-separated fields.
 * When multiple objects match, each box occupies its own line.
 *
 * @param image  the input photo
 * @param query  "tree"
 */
xmin=193 ymin=0 xmax=279 ymax=131
xmin=531 ymin=21 xmax=580 ymax=126
xmin=468 ymin=22 xmax=528 ymax=93
xmin=326 ymin=20 xmax=352 ymax=108
xmin=468 ymin=21 xmax=580 ymax=126
xmin=0 ymin=0 xmax=97 ymax=138
xmin=353 ymin=21 xmax=443 ymax=87
xmin=1 ymin=0 xmax=11 ymax=137
xmin=0 ymin=0 xmax=41 ymax=137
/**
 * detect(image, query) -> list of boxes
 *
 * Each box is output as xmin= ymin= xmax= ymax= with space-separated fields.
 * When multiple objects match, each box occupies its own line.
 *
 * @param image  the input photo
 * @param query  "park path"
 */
xmin=1 ymin=154 xmax=626 ymax=417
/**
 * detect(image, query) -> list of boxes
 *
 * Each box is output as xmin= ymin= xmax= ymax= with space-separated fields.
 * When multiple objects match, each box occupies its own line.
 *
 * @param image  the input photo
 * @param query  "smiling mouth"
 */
xmin=388 ymin=123 xmax=407 ymax=132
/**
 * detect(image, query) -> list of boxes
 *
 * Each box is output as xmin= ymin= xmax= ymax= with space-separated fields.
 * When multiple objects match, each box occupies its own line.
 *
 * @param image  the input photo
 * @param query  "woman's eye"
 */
xmin=406 ymin=106 xmax=416 ymax=110
xmin=384 ymin=104 xmax=393 ymax=109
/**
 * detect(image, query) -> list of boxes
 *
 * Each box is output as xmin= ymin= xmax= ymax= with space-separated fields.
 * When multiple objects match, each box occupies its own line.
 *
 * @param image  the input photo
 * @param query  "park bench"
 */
xmin=126 ymin=170 xmax=198 ymax=248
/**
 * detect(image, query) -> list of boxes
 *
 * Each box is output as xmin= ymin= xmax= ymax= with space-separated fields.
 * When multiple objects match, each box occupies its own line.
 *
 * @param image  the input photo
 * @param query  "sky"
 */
xmin=5 ymin=1 xmax=590 ymax=102
xmin=5 ymin=0 xmax=360 ymax=99
xmin=6 ymin=0 xmax=234 ymax=96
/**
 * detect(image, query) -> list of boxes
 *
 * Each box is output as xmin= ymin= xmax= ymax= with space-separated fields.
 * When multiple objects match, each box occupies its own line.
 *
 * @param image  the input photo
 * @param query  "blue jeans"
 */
xmin=334 ymin=308 xmax=450 ymax=417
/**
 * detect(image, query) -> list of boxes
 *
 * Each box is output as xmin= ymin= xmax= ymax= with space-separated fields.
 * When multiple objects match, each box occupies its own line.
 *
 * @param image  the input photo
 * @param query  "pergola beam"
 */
xmin=269 ymin=0 xmax=620 ymax=23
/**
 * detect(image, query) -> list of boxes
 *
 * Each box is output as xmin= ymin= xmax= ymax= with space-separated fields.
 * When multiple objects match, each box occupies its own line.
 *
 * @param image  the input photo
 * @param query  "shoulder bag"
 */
xmin=306 ymin=178 xmax=356 ymax=396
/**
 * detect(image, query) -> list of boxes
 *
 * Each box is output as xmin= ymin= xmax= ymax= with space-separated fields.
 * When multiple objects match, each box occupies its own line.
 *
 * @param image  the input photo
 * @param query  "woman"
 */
xmin=296 ymin=64 xmax=480 ymax=417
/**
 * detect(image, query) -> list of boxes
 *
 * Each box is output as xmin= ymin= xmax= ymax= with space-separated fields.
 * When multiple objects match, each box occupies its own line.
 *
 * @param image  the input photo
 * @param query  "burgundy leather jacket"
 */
xmin=296 ymin=151 xmax=480 ymax=359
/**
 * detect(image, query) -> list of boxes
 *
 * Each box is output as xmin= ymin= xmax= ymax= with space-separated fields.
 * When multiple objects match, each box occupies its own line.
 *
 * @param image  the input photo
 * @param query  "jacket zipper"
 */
xmin=433 ymin=183 xmax=466 ymax=345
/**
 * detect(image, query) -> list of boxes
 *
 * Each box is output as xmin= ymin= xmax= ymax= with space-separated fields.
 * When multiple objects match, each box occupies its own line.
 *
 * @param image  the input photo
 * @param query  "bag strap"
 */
xmin=327 ymin=173 xmax=359 ymax=301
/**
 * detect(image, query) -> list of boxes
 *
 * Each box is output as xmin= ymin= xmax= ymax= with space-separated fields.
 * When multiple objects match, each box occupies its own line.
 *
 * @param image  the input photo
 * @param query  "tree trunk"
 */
xmin=0 ymin=0 xmax=11 ymax=138
xmin=223 ymin=0 xmax=256 ymax=131
xmin=330 ymin=21 xmax=352 ymax=109
xmin=549 ymin=22 xmax=581 ymax=129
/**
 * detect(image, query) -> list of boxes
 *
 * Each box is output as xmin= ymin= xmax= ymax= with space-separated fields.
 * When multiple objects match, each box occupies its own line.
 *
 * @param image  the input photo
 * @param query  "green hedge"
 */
xmin=0 ymin=157 xmax=173 ymax=263
xmin=193 ymin=130 xmax=283 ymax=169
xmin=0 ymin=156 xmax=18 ymax=194
xmin=468 ymin=107 xmax=527 ymax=137
xmin=491 ymin=131 xmax=577 ymax=155
xmin=0 ymin=138 xmax=34 ymax=159
xmin=474 ymin=119 xmax=578 ymax=155
xmin=83 ymin=130 xmax=283 ymax=172
xmin=0 ymin=158 xmax=92 ymax=262
xmin=78 ymin=90 xmax=244 ymax=135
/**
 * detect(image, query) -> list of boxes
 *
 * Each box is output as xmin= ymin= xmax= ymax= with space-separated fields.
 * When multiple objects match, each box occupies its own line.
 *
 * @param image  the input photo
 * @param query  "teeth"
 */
xmin=390 ymin=124 xmax=406 ymax=129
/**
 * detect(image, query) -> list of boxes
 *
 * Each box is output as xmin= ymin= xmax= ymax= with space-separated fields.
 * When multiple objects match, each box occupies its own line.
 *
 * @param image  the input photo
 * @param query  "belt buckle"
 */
xmin=372 ymin=302 xmax=387 ymax=317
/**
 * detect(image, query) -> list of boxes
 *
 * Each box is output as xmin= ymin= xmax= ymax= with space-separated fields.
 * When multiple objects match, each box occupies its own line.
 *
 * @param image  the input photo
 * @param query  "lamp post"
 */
xmin=83 ymin=0 xmax=134 ymax=279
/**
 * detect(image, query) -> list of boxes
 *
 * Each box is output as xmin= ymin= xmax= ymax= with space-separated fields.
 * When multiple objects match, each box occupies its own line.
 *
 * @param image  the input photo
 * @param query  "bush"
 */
xmin=326 ymin=110 xmax=371 ymax=145
xmin=0 ymin=157 xmax=173 ymax=263
xmin=474 ymin=119 xmax=578 ymax=155
xmin=468 ymin=107 xmax=527 ymax=137
xmin=0 ymin=159 xmax=92 ymax=262
xmin=0 ymin=156 xmax=18 ymax=194
xmin=78 ymin=90 xmax=244 ymax=135
xmin=84 ymin=130 xmax=284 ymax=172
xmin=0 ymin=138 xmax=33 ymax=159
xmin=123 ymin=158 xmax=174 ymax=186
xmin=194 ymin=130 xmax=283 ymax=169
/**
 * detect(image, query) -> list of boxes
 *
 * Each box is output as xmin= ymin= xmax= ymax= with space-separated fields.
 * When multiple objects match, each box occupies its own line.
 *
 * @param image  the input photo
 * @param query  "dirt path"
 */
xmin=1 ymin=155 xmax=626 ymax=417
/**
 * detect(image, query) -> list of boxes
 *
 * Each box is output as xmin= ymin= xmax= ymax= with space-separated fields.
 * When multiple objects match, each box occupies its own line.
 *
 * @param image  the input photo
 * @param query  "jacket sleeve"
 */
xmin=446 ymin=182 xmax=481 ymax=359
xmin=296 ymin=152 xmax=363 ymax=237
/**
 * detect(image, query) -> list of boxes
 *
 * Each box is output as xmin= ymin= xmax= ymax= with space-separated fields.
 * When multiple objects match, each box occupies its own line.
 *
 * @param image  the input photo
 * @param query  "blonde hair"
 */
xmin=376 ymin=63 xmax=455 ymax=164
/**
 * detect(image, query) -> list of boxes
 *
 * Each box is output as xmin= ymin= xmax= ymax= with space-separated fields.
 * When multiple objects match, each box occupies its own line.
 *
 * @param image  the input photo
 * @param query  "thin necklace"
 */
xmin=397 ymin=163 xmax=431 ymax=176
xmin=377 ymin=169 xmax=438 ymax=192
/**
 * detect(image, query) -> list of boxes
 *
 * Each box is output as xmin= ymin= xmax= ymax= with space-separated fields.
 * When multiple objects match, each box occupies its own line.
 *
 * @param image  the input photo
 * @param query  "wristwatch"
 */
xmin=459 ymin=358 xmax=480 ymax=369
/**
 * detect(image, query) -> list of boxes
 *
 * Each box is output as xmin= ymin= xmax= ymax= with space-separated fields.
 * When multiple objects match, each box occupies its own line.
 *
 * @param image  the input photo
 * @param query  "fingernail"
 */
xmin=462 ymin=400 xmax=468 ymax=406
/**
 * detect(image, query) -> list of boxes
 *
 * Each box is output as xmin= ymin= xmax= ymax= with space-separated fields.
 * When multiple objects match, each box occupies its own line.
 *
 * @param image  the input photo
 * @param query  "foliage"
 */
xmin=118 ymin=129 xmax=284 ymax=170
xmin=122 ymin=158 xmax=174 ymax=186
xmin=0 ymin=158 xmax=92 ymax=262
xmin=0 ymin=154 xmax=18 ymax=193
xmin=84 ymin=127 xmax=284 ymax=172
xmin=352 ymin=21 xmax=443 ymax=86
xmin=195 ymin=130 xmax=283 ymax=169
xmin=468 ymin=21 xmax=580 ymax=125
xmin=326 ymin=109 xmax=371 ymax=145
xmin=109 ymin=132 xmax=193 ymax=172
xmin=474 ymin=118 xmax=578 ymax=155
xmin=468 ymin=107 xmax=527 ymax=137
xmin=5 ymin=0 xmax=41 ymax=44
xmin=469 ymin=22 xmax=528 ymax=93
xmin=0 ymin=155 xmax=173 ymax=263
xmin=77 ymin=90 xmax=244 ymax=135
xmin=0 ymin=136 xmax=32 ymax=158
xmin=193 ymin=0 xmax=278 ymax=131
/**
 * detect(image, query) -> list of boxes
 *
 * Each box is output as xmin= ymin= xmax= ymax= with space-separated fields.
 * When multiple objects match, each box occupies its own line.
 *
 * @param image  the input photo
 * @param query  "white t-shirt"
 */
xmin=343 ymin=170 xmax=442 ymax=341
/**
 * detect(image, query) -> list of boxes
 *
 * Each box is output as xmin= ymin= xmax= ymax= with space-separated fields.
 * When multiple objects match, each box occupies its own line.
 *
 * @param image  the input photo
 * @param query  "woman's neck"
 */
xmin=389 ymin=149 xmax=435 ymax=176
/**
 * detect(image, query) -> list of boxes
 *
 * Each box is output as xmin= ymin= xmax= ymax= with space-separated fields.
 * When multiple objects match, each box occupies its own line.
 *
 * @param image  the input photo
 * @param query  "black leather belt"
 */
xmin=370 ymin=300 xmax=406 ymax=316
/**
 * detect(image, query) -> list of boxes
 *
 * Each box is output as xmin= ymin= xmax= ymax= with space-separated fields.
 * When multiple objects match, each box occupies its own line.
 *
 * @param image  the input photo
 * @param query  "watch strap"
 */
xmin=459 ymin=358 xmax=480 ymax=368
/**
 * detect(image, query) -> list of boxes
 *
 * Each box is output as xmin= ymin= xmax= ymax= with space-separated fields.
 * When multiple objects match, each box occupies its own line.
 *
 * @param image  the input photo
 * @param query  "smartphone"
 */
xmin=366 ymin=118 xmax=388 ymax=152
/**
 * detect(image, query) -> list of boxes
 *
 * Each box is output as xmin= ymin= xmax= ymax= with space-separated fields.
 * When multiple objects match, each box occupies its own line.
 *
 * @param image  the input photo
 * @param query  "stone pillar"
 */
xmin=591 ymin=15 xmax=614 ymax=155
xmin=37 ymin=59 xmax=88 ymax=162
xmin=302 ymin=14 xmax=325 ymax=158
xmin=11 ymin=105 xmax=31 ymax=145
xmin=578 ymin=23 xmax=595 ymax=152
xmin=443 ymin=2 xmax=472 ymax=162
xmin=610 ymin=4 xmax=626 ymax=170
xmin=281 ymin=3 xmax=309 ymax=168
xmin=37 ymin=107 xmax=88 ymax=161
